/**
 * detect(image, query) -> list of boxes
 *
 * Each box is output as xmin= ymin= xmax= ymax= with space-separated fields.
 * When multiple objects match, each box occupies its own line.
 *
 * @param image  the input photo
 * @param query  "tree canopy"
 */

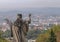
xmin=36 ymin=25 xmax=60 ymax=42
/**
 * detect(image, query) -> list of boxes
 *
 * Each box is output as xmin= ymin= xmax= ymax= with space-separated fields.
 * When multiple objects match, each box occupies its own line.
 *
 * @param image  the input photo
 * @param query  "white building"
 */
xmin=1 ymin=22 xmax=10 ymax=32
xmin=28 ymin=39 xmax=36 ymax=42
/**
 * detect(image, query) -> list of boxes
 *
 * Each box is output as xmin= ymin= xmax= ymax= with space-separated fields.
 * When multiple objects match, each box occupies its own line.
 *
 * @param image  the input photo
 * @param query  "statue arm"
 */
xmin=25 ymin=14 xmax=31 ymax=24
xmin=28 ymin=14 xmax=31 ymax=24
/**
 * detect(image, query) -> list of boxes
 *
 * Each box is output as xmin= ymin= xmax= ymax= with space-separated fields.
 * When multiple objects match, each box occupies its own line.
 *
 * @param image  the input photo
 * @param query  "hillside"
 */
xmin=0 ymin=31 xmax=10 ymax=42
xmin=36 ymin=25 xmax=60 ymax=42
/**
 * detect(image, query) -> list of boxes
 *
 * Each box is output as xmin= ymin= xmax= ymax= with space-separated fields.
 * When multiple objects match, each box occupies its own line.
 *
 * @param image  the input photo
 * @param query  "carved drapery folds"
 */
xmin=12 ymin=14 xmax=31 ymax=42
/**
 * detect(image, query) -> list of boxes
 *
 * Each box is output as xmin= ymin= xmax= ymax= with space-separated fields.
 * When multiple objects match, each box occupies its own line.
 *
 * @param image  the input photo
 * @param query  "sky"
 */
xmin=0 ymin=0 xmax=60 ymax=10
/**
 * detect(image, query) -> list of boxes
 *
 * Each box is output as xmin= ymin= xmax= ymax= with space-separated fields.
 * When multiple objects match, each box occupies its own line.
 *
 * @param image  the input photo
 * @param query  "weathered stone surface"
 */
xmin=12 ymin=14 xmax=31 ymax=42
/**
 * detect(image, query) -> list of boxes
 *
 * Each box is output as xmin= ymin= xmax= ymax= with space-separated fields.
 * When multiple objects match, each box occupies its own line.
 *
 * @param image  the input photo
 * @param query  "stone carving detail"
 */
xmin=12 ymin=14 xmax=31 ymax=42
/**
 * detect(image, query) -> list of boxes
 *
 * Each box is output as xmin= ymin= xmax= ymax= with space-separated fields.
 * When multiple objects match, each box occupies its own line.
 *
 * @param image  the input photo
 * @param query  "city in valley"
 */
xmin=0 ymin=14 xmax=60 ymax=42
xmin=0 ymin=0 xmax=60 ymax=42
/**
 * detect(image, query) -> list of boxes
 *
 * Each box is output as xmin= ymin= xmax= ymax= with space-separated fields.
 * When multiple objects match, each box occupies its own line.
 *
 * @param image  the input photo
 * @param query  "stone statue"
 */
xmin=12 ymin=14 xmax=31 ymax=42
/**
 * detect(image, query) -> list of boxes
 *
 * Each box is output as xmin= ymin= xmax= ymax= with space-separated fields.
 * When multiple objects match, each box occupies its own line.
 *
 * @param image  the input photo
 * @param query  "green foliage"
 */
xmin=0 ymin=31 xmax=10 ymax=42
xmin=0 ymin=38 xmax=9 ymax=42
xmin=36 ymin=25 xmax=60 ymax=42
xmin=26 ymin=29 xmax=42 ymax=39
xmin=36 ymin=32 xmax=50 ymax=42
xmin=0 ymin=31 xmax=3 ymax=38
xmin=2 ymin=30 xmax=11 ymax=38
xmin=51 ymin=25 xmax=60 ymax=32
xmin=48 ymin=29 xmax=57 ymax=42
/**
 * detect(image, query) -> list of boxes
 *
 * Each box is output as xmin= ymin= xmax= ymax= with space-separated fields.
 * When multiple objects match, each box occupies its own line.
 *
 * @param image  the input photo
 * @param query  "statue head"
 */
xmin=17 ymin=14 xmax=22 ymax=19
xmin=29 ymin=14 xmax=31 ymax=17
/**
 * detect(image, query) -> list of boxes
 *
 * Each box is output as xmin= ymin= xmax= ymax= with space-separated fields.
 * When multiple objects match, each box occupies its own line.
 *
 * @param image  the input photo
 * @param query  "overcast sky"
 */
xmin=0 ymin=0 xmax=60 ymax=10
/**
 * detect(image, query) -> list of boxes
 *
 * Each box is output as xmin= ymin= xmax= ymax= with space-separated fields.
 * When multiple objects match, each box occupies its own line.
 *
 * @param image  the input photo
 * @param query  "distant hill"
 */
xmin=0 ymin=7 xmax=60 ymax=23
xmin=0 ymin=7 xmax=60 ymax=16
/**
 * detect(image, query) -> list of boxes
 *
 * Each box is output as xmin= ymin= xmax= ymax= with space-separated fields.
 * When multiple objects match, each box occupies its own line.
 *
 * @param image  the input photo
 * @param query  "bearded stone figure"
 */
xmin=12 ymin=14 xmax=31 ymax=42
